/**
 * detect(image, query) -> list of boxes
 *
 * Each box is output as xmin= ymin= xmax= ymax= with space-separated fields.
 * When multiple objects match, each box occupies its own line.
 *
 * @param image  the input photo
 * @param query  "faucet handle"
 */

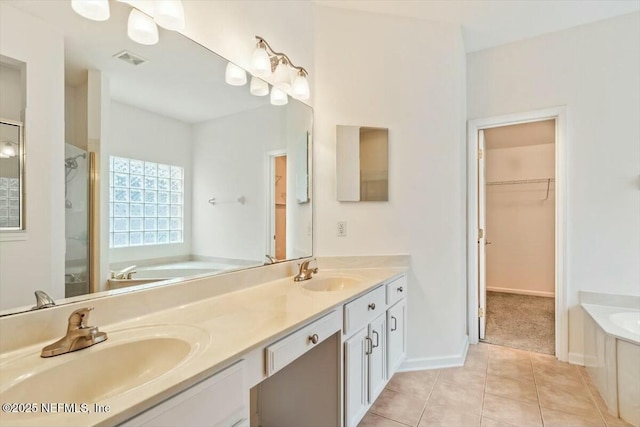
xmin=68 ymin=307 xmax=94 ymax=330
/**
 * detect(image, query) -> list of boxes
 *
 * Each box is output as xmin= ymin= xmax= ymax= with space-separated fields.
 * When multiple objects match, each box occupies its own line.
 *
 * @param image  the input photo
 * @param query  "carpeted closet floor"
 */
xmin=483 ymin=291 xmax=555 ymax=355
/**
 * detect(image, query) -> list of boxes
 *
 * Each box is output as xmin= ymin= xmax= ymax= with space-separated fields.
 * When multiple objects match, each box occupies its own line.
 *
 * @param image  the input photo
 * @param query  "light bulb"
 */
xmin=71 ymin=0 xmax=110 ymax=21
xmin=292 ymin=73 xmax=310 ymax=100
xmin=250 ymin=77 xmax=269 ymax=96
xmin=128 ymin=9 xmax=159 ymax=45
xmin=270 ymin=87 xmax=288 ymax=106
xmin=225 ymin=62 xmax=247 ymax=86
xmin=251 ymin=46 xmax=271 ymax=77
xmin=0 ymin=142 xmax=16 ymax=158
xmin=154 ymin=0 xmax=185 ymax=31
xmin=273 ymin=60 xmax=291 ymax=89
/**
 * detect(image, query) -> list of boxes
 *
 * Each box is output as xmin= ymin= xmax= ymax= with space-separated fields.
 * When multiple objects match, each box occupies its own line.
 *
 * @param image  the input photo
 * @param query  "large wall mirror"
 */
xmin=0 ymin=0 xmax=313 ymax=315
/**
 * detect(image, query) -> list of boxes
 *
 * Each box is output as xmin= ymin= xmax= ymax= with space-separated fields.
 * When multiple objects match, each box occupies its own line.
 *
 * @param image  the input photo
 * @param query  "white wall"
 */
xmin=107 ymin=101 xmax=192 ymax=264
xmin=467 ymin=12 xmax=640 ymax=361
xmin=192 ymin=106 xmax=286 ymax=263
xmin=314 ymin=6 xmax=468 ymax=366
xmin=0 ymin=62 xmax=23 ymax=121
xmin=486 ymin=144 xmax=555 ymax=296
xmin=0 ymin=3 xmax=65 ymax=309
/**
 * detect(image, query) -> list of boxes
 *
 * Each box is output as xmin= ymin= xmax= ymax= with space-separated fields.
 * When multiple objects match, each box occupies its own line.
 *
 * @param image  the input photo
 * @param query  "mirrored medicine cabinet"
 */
xmin=336 ymin=125 xmax=389 ymax=202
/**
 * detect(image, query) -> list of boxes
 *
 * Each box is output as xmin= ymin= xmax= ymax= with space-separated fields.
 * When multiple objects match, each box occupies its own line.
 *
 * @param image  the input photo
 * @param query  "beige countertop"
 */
xmin=0 ymin=266 xmax=407 ymax=427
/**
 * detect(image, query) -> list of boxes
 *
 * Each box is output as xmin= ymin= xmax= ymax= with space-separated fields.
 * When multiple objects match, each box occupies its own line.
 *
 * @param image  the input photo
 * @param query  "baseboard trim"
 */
xmin=487 ymin=287 xmax=555 ymax=298
xmin=398 ymin=336 xmax=469 ymax=371
xmin=568 ymin=352 xmax=585 ymax=366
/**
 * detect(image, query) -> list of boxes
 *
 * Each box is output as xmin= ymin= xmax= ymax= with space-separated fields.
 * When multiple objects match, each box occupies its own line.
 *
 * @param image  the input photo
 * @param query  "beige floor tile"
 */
xmin=532 ymin=357 xmax=582 ymax=379
xmin=602 ymin=413 xmax=636 ymax=427
xmin=386 ymin=370 xmax=439 ymax=399
xmin=541 ymin=407 xmax=606 ymax=427
xmin=465 ymin=350 xmax=490 ymax=371
xmin=488 ymin=358 xmax=534 ymax=382
xmin=489 ymin=345 xmax=531 ymax=362
xmin=537 ymin=383 xmax=600 ymax=419
xmin=482 ymin=393 xmax=542 ymax=427
xmin=437 ymin=365 xmax=486 ymax=392
xmin=535 ymin=375 xmax=592 ymax=400
xmin=481 ymin=416 xmax=518 ymax=427
xmin=419 ymin=381 xmax=484 ymax=427
xmin=428 ymin=379 xmax=485 ymax=411
xmin=535 ymin=370 xmax=586 ymax=392
xmin=485 ymin=374 xmax=538 ymax=403
xmin=369 ymin=389 xmax=426 ymax=427
xmin=358 ymin=412 xmax=412 ymax=427
xmin=467 ymin=342 xmax=491 ymax=355
xmin=419 ymin=406 xmax=481 ymax=427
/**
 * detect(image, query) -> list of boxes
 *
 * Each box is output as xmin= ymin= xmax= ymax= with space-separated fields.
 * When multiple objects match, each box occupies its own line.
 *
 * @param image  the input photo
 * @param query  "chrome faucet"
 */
xmin=110 ymin=265 xmax=137 ymax=279
xmin=32 ymin=290 xmax=56 ymax=310
xmin=41 ymin=307 xmax=108 ymax=358
xmin=294 ymin=259 xmax=318 ymax=282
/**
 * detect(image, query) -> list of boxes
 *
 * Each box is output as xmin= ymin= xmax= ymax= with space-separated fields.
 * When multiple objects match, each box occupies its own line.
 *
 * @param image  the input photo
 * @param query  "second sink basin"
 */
xmin=0 ymin=324 xmax=210 ymax=410
xmin=302 ymin=275 xmax=361 ymax=292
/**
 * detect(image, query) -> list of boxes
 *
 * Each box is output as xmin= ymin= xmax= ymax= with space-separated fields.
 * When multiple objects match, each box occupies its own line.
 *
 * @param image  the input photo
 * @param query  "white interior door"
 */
xmin=478 ymin=129 xmax=487 ymax=340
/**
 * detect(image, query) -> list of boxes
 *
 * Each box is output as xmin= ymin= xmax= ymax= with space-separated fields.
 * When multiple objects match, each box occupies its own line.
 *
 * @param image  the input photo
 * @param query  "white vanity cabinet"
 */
xmin=386 ymin=275 xmax=407 ymax=377
xmin=120 ymin=361 xmax=248 ymax=427
xmin=344 ymin=273 xmax=407 ymax=427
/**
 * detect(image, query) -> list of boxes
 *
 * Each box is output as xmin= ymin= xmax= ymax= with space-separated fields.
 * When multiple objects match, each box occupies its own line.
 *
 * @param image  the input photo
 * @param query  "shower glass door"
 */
xmin=64 ymin=143 xmax=90 ymax=297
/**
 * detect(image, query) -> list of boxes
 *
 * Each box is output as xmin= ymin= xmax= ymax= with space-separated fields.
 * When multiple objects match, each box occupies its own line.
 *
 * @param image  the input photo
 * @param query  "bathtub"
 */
xmin=107 ymin=261 xmax=254 ymax=290
xmin=582 ymin=303 xmax=640 ymax=426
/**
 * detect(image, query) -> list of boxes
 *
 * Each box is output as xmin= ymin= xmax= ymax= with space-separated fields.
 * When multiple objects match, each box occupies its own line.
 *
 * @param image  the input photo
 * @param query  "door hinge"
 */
xmin=478 ymin=149 xmax=483 ymax=159
xmin=478 ymin=228 xmax=484 ymax=239
xmin=478 ymin=307 xmax=484 ymax=318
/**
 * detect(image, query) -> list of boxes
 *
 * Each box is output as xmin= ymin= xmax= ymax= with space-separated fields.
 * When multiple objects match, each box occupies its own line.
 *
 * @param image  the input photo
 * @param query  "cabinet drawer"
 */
xmin=265 ymin=310 xmax=341 ymax=376
xmin=386 ymin=275 xmax=407 ymax=307
xmin=344 ymin=285 xmax=386 ymax=337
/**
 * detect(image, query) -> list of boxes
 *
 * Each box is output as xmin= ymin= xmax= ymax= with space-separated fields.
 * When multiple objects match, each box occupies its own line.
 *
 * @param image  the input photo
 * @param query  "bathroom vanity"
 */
xmin=0 ymin=261 xmax=408 ymax=427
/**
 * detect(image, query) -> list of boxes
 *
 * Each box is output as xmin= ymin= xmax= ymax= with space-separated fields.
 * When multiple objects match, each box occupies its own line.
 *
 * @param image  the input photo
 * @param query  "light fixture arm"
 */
xmin=255 ymin=36 xmax=308 ymax=77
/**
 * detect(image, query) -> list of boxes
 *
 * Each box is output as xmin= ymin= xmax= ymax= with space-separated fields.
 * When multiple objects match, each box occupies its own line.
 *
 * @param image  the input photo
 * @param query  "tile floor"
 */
xmin=359 ymin=343 xmax=633 ymax=427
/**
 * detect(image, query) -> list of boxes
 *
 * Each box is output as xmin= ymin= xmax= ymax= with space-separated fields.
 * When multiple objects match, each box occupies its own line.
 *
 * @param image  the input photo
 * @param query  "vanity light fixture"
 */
xmin=153 ymin=0 xmax=185 ymax=31
xmin=0 ymin=141 xmax=17 ymax=158
xmin=225 ymin=62 xmax=247 ymax=86
xmin=71 ymin=0 xmax=110 ymax=21
xmin=127 ymin=8 xmax=159 ymax=45
xmin=71 ymin=0 xmax=186 ymax=46
xmin=250 ymin=77 xmax=269 ymax=96
xmin=270 ymin=87 xmax=288 ymax=106
xmin=250 ymin=36 xmax=310 ymax=101
xmin=292 ymin=70 xmax=310 ymax=100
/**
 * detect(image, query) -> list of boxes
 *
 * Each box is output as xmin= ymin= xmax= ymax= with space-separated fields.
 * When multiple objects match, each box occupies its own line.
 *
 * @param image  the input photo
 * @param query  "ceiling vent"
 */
xmin=113 ymin=50 xmax=148 ymax=66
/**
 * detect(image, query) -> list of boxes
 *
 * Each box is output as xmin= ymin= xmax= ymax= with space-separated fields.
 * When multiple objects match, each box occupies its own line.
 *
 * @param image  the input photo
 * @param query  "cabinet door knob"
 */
xmin=397 ymin=286 xmax=403 ymax=292
xmin=309 ymin=333 xmax=319 ymax=344
xmin=368 ymin=303 xmax=376 ymax=311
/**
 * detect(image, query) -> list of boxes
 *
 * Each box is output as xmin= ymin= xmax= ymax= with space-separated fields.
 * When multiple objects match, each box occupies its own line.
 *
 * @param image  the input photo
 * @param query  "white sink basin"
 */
xmin=0 ymin=324 xmax=210 ymax=411
xmin=302 ymin=275 xmax=361 ymax=292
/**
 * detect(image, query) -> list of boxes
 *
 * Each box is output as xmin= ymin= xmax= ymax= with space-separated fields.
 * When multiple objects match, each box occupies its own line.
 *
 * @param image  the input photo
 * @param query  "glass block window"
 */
xmin=109 ymin=156 xmax=183 ymax=248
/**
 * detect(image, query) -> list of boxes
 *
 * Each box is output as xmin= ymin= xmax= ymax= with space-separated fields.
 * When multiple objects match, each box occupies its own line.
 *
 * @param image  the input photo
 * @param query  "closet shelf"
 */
xmin=486 ymin=178 xmax=554 ymax=186
xmin=487 ymin=178 xmax=555 ymax=201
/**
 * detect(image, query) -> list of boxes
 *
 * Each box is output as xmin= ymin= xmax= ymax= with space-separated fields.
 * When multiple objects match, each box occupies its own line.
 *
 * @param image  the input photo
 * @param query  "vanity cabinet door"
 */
xmin=368 ymin=314 xmax=387 ymax=403
xmin=120 ymin=361 xmax=248 ymax=427
xmin=345 ymin=327 xmax=369 ymax=427
xmin=387 ymin=299 xmax=406 ymax=377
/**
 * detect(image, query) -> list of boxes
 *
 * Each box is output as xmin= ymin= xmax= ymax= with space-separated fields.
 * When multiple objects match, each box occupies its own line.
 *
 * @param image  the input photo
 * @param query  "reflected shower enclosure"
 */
xmin=64 ymin=143 xmax=90 ymax=297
